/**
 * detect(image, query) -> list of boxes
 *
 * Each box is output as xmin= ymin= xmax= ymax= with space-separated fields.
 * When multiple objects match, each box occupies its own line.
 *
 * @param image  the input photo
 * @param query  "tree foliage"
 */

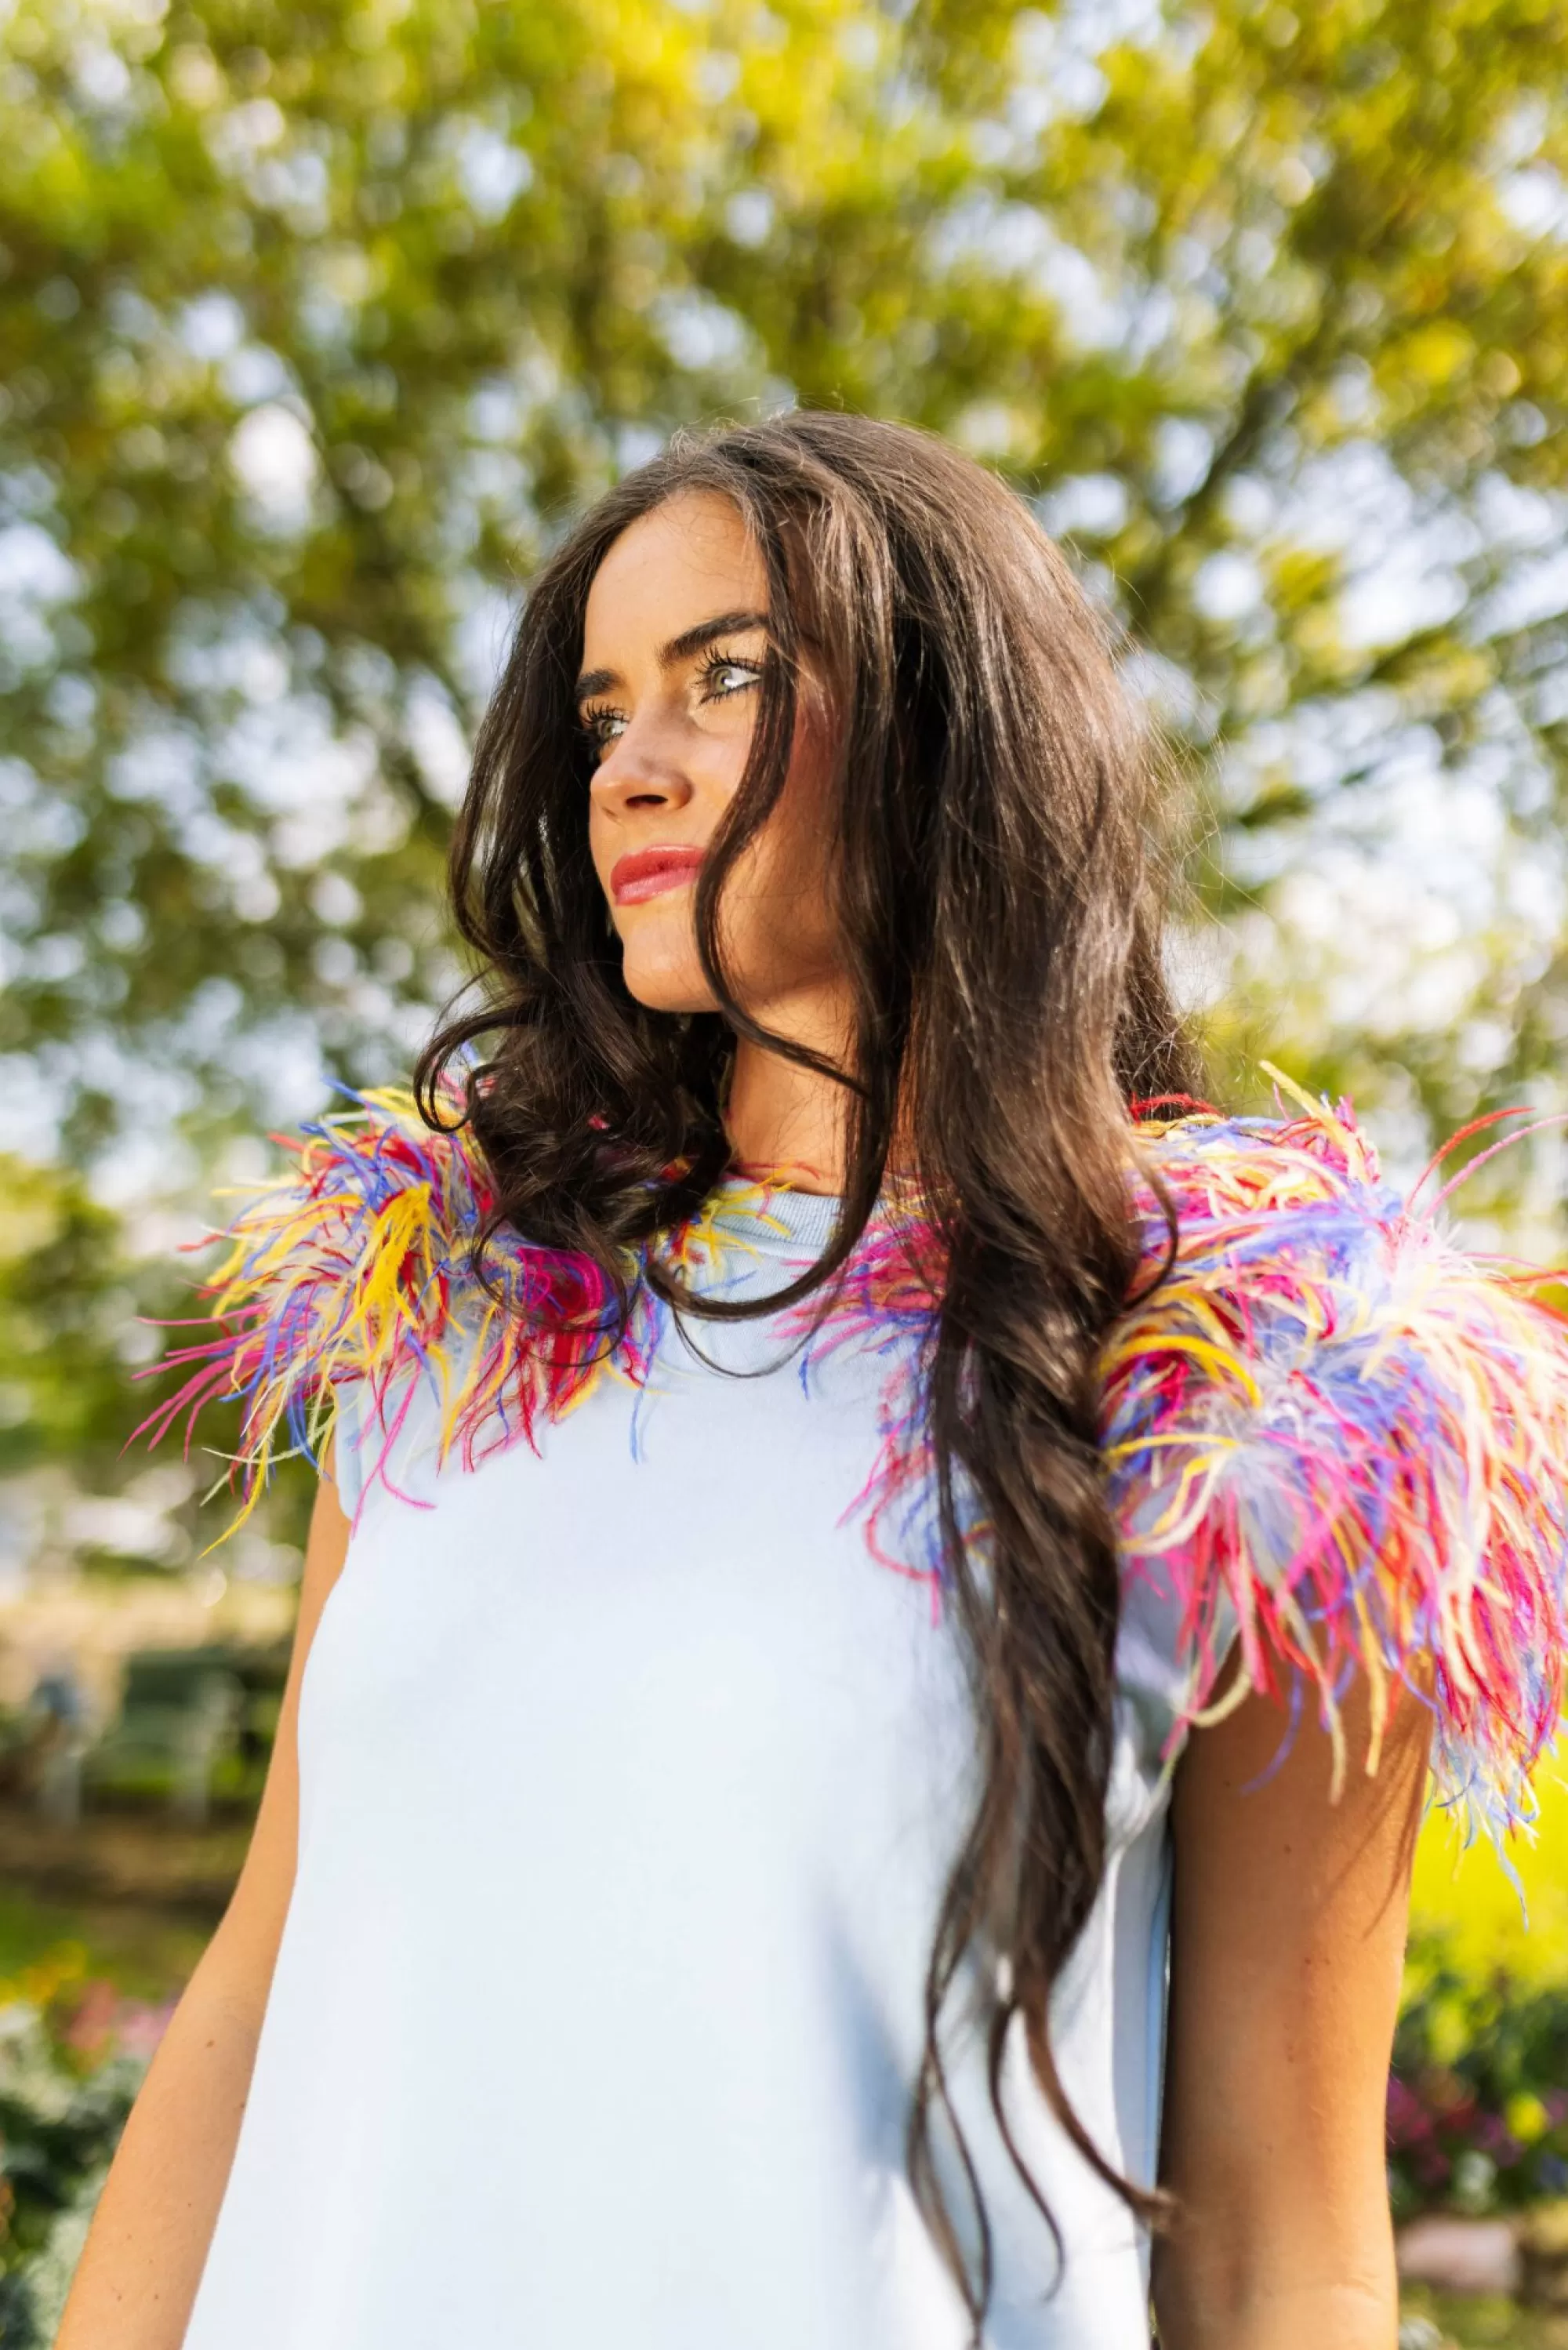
xmin=0 ymin=1153 xmax=143 ymax=1478
xmin=2 ymin=0 xmax=1567 ymax=1175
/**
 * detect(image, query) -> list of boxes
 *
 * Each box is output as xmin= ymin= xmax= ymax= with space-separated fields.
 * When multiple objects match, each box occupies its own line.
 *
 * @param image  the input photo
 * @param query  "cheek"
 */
xmin=688 ymin=710 xmax=760 ymax=828
xmin=586 ymin=791 xmax=614 ymax=884
xmin=762 ymin=703 xmax=837 ymax=892
xmin=717 ymin=715 xmax=840 ymax=983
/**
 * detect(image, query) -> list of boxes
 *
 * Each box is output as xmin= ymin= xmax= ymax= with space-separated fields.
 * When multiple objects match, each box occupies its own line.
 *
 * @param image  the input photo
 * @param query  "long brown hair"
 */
xmin=418 ymin=410 xmax=1196 ymax=2326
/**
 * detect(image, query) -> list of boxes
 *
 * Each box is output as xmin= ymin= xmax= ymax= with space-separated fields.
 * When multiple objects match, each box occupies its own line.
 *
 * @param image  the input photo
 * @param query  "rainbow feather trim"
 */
xmin=780 ymin=1091 xmax=1568 ymax=1847
xmin=142 ymin=1081 xmax=1568 ymax=1848
xmin=140 ymin=1090 xmax=652 ymax=1520
xmin=140 ymin=1088 xmax=791 ymax=1520
xmin=1101 ymin=1087 xmax=1568 ymax=1847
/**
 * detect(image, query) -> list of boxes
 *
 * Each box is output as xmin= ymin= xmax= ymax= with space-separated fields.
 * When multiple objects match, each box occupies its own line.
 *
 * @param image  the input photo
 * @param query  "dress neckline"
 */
xmin=698 ymin=1175 xmax=846 ymax=1259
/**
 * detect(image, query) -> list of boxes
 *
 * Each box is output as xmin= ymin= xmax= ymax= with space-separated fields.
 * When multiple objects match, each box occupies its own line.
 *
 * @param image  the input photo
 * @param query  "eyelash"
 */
xmin=579 ymin=648 xmax=764 ymax=750
xmin=695 ymin=647 xmax=765 ymax=699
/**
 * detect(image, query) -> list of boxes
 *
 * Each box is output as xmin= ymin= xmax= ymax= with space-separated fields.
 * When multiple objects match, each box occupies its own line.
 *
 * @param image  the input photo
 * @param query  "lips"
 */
xmin=609 ymin=845 xmax=706 ymax=906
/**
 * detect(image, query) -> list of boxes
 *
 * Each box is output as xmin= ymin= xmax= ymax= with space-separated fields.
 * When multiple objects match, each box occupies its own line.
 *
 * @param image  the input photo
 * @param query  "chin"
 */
xmin=617 ymin=943 xmax=717 ymax=1017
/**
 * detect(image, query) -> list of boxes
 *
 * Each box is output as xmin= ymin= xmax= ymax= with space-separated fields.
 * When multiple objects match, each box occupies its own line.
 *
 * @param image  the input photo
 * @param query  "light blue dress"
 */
xmin=181 ymin=1180 xmax=1200 ymax=2350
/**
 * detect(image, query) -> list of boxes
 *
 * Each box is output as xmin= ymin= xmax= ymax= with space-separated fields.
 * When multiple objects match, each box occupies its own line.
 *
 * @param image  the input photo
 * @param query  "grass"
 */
xmin=1401 ymin=2287 xmax=1568 ymax=2346
xmin=0 ymin=1886 xmax=209 ymax=2002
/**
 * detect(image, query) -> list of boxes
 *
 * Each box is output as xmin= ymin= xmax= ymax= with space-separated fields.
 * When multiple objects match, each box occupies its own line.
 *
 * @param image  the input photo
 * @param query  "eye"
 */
xmin=579 ymin=701 xmax=627 ymax=753
xmin=697 ymin=650 xmax=765 ymax=703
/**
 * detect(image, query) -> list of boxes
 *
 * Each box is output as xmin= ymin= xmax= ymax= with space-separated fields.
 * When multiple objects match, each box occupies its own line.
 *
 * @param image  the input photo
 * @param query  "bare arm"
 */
xmin=1150 ymin=1668 xmax=1430 ymax=2350
xmin=56 ymin=1476 xmax=351 ymax=2350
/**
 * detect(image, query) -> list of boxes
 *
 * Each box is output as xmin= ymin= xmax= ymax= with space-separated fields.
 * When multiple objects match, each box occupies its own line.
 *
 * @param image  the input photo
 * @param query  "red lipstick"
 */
xmin=609 ymin=845 xmax=706 ymax=906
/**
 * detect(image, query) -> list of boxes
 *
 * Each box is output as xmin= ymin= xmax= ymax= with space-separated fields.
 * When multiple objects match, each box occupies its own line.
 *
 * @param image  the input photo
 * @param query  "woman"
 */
xmin=60 ymin=412 xmax=1567 ymax=2349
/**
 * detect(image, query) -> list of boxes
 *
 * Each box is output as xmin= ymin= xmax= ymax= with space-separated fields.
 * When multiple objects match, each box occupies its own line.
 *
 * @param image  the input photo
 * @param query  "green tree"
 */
xmin=2 ymin=0 xmax=1566 ymax=1168
xmin=0 ymin=1150 xmax=229 ymax=1575
xmin=0 ymin=1154 xmax=140 ymax=1480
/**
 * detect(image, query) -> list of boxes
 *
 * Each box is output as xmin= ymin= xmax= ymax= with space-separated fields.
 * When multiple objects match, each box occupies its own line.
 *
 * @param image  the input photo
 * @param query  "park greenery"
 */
xmin=2 ymin=1 xmax=1568 ymax=1504
xmin=4 ymin=9 xmax=1568 ymax=2323
xmin=0 ymin=1949 xmax=169 ymax=2345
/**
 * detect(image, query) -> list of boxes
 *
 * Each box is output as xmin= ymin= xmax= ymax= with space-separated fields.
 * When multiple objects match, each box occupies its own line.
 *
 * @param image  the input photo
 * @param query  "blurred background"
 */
xmin=2 ymin=0 xmax=1567 ymax=2339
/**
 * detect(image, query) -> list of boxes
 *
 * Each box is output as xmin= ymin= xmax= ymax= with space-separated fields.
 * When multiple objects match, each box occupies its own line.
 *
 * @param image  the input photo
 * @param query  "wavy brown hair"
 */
xmin=417 ymin=409 xmax=1196 ymax=2328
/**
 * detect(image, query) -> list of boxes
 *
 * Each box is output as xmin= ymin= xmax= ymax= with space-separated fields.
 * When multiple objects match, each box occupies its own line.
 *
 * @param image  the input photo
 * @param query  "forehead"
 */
xmin=581 ymin=491 xmax=764 ymax=657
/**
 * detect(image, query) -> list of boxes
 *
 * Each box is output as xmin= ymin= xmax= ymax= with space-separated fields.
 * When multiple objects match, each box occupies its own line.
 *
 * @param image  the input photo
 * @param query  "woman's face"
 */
xmin=579 ymin=490 xmax=842 ymax=1026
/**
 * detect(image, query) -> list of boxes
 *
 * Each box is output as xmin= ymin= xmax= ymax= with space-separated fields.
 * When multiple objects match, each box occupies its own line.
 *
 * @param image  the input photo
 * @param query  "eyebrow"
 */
xmin=573 ymin=608 xmax=770 ymax=704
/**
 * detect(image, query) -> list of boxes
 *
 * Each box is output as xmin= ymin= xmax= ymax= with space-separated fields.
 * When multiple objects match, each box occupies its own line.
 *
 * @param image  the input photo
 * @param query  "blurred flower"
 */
xmin=1390 ymin=1930 xmax=1568 ymax=2219
xmin=1505 ymin=2094 xmax=1551 ymax=2145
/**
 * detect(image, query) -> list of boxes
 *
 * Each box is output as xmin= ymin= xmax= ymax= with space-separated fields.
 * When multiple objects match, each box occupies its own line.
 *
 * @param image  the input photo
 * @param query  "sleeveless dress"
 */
xmin=144 ymin=1088 xmax=1568 ymax=2350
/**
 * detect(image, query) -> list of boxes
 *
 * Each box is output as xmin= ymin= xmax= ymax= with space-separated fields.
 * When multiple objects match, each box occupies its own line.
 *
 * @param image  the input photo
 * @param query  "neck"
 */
xmin=724 ymin=1032 xmax=851 ymax=1197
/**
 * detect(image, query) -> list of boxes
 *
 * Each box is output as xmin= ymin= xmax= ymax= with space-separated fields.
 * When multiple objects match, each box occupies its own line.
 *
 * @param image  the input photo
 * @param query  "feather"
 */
xmin=136 ymin=1088 xmax=649 ymax=1524
xmin=1101 ymin=1077 xmax=1568 ymax=1849
xmin=782 ymin=1081 xmax=1568 ymax=1852
xmin=140 ymin=1077 xmax=1568 ymax=1851
xmin=136 ymin=1088 xmax=793 ymax=1520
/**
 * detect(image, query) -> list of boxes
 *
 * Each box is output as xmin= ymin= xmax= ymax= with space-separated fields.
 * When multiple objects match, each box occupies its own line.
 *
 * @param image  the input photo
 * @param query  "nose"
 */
xmin=589 ymin=712 xmax=695 ymax=818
